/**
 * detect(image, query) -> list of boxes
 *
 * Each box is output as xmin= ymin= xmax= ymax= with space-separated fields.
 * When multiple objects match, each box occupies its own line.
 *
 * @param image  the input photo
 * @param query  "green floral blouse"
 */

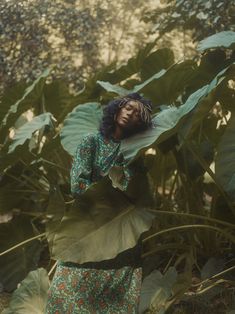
xmin=46 ymin=132 xmax=145 ymax=314
xmin=70 ymin=132 xmax=132 ymax=196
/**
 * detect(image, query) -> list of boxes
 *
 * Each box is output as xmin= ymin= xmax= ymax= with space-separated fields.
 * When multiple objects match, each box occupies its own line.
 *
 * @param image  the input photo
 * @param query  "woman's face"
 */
xmin=115 ymin=101 xmax=141 ymax=130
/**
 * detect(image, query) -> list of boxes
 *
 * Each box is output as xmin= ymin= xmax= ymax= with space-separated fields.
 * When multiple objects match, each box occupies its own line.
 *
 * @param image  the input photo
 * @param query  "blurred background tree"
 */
xmin=2 ymin=0 xmax=233 ymax=94
xmin=0 ymin=0 xmax=157 ymax=92
xmin=142 ymin=0 xmax=235 ymax=58
xmin=1 ymin=0 xmax=235 ymax=312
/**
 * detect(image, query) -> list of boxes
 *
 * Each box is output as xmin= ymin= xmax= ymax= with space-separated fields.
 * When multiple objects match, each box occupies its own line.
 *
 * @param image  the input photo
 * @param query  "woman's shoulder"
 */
xmin=74 ymin=133 xmax=99 ymax=156
xmin=80 ymin=132 xmax=101 ymax=146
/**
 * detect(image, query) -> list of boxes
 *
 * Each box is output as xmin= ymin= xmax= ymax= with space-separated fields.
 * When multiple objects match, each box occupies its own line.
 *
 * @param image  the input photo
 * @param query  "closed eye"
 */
xmin=125 ymin=105 xmax=133 ymax=110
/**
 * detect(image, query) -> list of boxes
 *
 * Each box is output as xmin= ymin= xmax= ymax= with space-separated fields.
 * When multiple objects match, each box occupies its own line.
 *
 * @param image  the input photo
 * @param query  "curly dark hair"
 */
xmin=100 ymin=92 xmax=153 ymax=139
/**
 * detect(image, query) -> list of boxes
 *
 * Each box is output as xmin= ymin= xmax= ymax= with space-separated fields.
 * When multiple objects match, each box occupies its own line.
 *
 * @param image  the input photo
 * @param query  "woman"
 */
xmin=46 ymin=93 xmax=153 ymax=314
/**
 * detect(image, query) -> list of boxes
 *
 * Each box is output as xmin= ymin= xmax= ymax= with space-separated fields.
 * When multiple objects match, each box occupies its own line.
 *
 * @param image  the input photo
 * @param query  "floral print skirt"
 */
xmin=45 ymin=263 xmax=142 ymax=314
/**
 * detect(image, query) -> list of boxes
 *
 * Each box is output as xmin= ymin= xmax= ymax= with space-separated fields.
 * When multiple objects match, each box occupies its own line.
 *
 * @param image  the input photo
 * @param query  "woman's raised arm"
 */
xmin=70 ymin=134 xmax=96 ymax=196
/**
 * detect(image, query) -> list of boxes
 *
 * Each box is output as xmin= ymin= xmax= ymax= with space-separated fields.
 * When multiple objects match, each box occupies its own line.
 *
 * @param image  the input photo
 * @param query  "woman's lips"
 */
xmin=122 ymin=117 xmax=129 ymax=123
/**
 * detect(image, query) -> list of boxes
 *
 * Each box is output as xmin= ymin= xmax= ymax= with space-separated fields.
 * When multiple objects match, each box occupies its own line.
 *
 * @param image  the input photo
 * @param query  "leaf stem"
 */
xmin=184 ymin=139 xmax=235 ymax=216
xmin=192 ymin=265 xmax=235 ymax=287
xmin=142 ymin=224 xmax=235 ymax=244
xmin=0 ymin=233 xmax=46 ymax=256
xmin=39 ymin=157 xmax=69 ymax=171
xmin=48 ymin=261 xmax=58 ymax=277
xmin=188 ymin=279 xmax=235 ymax=296
xmin=142 ymin=243 xmax=191 ymax=258
xmin=147 ymin=209 xmax=235 ymax=228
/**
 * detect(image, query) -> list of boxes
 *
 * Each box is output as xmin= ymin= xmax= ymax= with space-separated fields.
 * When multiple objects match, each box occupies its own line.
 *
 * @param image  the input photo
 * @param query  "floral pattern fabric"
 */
xmin=45 ymin=264 xmax=142 ymax=314
xmin=46 ymin=132 xmax=142 ymax=313
xmin=70 ymin=132 xmax=132 ymax=196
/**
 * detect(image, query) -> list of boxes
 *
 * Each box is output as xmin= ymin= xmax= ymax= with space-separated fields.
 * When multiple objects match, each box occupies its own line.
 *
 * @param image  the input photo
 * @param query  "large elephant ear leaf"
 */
xmin=103 ymin=40 xmax=157 ymax=84
xmin=198 ymin=31 xmax=235 ymax=51
xmin=47 ymin=177 xmax=155 ymax=264
xmin=0 ymin=82 xmax=27 ymax=128
xmin=215 ymin=112 xmax=235 ymax=204
xmin=2 ymin=69 xmax=50 ymax=128
xmin=139 ymin=267 xmax=178 ymax=314
xmin=96 ymin=81 xmax=129 ymax=96
xmin=97 ymin=70 xmax=167 ymax=98
xmin=120 ymin=64 xmax=232 ymax=162
xmin=60 ymin=102 xmax=102 ymax=156
xmin=98 ymin=60 xmax=196 ymax=106
xmin=140 ymin=48 xmax=174 ymax=80
xmin=0 ymin=216 xmax=42 ymax=292
xmin=99 ymin=47 xmax=174 ymax=89
xmin=177 ymin=63 xmax=235 ymax=140
xmin=43 ymin=80 xmax=76 ymax=124
xmin=2 ymin=268 xmax=50 ymax=314
xmin=46 ymin=186 xmax=66 ymax=252
xmin=134 ymin=60 xmax=196 ymax=106
xmin=83 ymin=57 xmax=164 ymax=102
xmin=8 ymin=112 xmax=54 ymax=154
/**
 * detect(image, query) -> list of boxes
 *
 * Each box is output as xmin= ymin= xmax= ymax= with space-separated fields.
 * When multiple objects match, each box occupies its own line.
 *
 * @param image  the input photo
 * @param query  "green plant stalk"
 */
xmin=10 ymin=189 xmax=48 ymax=194
xmin=21 ymin=174 xmax=45 ymax=191
xmin=147 ymin=209 xmax=235 ymax=228
xmin=40 ymin=157 xmax=69 ymax=171
xmin=163 ymin=251 xmax=177 ymax=273
xmin=184 ymin=139 xmax=235 ymax=216
xmin=161 ymin=156 xmax=166 ymax=197
xmin=52 ymin=150 xmax=70 ymax=182
xmin=0 ymin=232 xmax=46 ymax=256
xmin=192 ymin=264 xmax=235 ymax=287
xmin=13 ymin=210 xmax=45 ymax=217
xmin=188 ymin=279 xmax=235 ymax=296
xmin=55 ymin=150 xmax=68 ymax=169
xmin=142 ymin=243 xmax=191 ymax=258
xmin=142 ymin=224 xmax=235 ymax=244
xmin=5 ymin=172 xmax=27 ymax=186
xmin=48 ymin=261 xmax=58 ymax=277
xmin=10 ymin=189 xmax=39 ymax=193
xmin=19 ymin=158 xmax=50 ymax=188
xmin=167 ymin=170 xmax=178 ymax=200
xmin=174 ymin=252 xmax=190 ymax=268
xmin=173 ymin=152 xmax=190 ymax=212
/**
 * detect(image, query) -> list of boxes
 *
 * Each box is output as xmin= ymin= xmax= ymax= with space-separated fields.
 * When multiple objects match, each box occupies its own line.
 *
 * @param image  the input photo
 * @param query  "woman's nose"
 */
xmin=126 ymin=110 xmax=132 ymax=116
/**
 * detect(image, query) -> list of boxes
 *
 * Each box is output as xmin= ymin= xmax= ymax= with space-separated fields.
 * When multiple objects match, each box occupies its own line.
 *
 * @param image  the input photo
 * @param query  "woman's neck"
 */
xmin=112 ymin=125 xmax=123 ymax=141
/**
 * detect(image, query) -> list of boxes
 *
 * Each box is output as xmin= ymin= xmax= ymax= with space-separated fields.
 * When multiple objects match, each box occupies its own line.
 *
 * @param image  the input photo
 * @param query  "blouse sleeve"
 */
xmin=70 ymin=134 xmax=96 ymax=196
xmin=109 ymin=154 xmax=133 ymax=191
xmin=122 ymin=165 xmax=133 ymax=190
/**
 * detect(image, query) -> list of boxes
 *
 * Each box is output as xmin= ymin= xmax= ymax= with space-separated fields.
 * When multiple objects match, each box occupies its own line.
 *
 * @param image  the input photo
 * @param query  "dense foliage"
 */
xmin=0 ymin=0 xmax=152 ymax=91
xmin=143 ymin=0 xmax=235 ymax=42
xmin=0 ymin=31 xmax=235 ymax=313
